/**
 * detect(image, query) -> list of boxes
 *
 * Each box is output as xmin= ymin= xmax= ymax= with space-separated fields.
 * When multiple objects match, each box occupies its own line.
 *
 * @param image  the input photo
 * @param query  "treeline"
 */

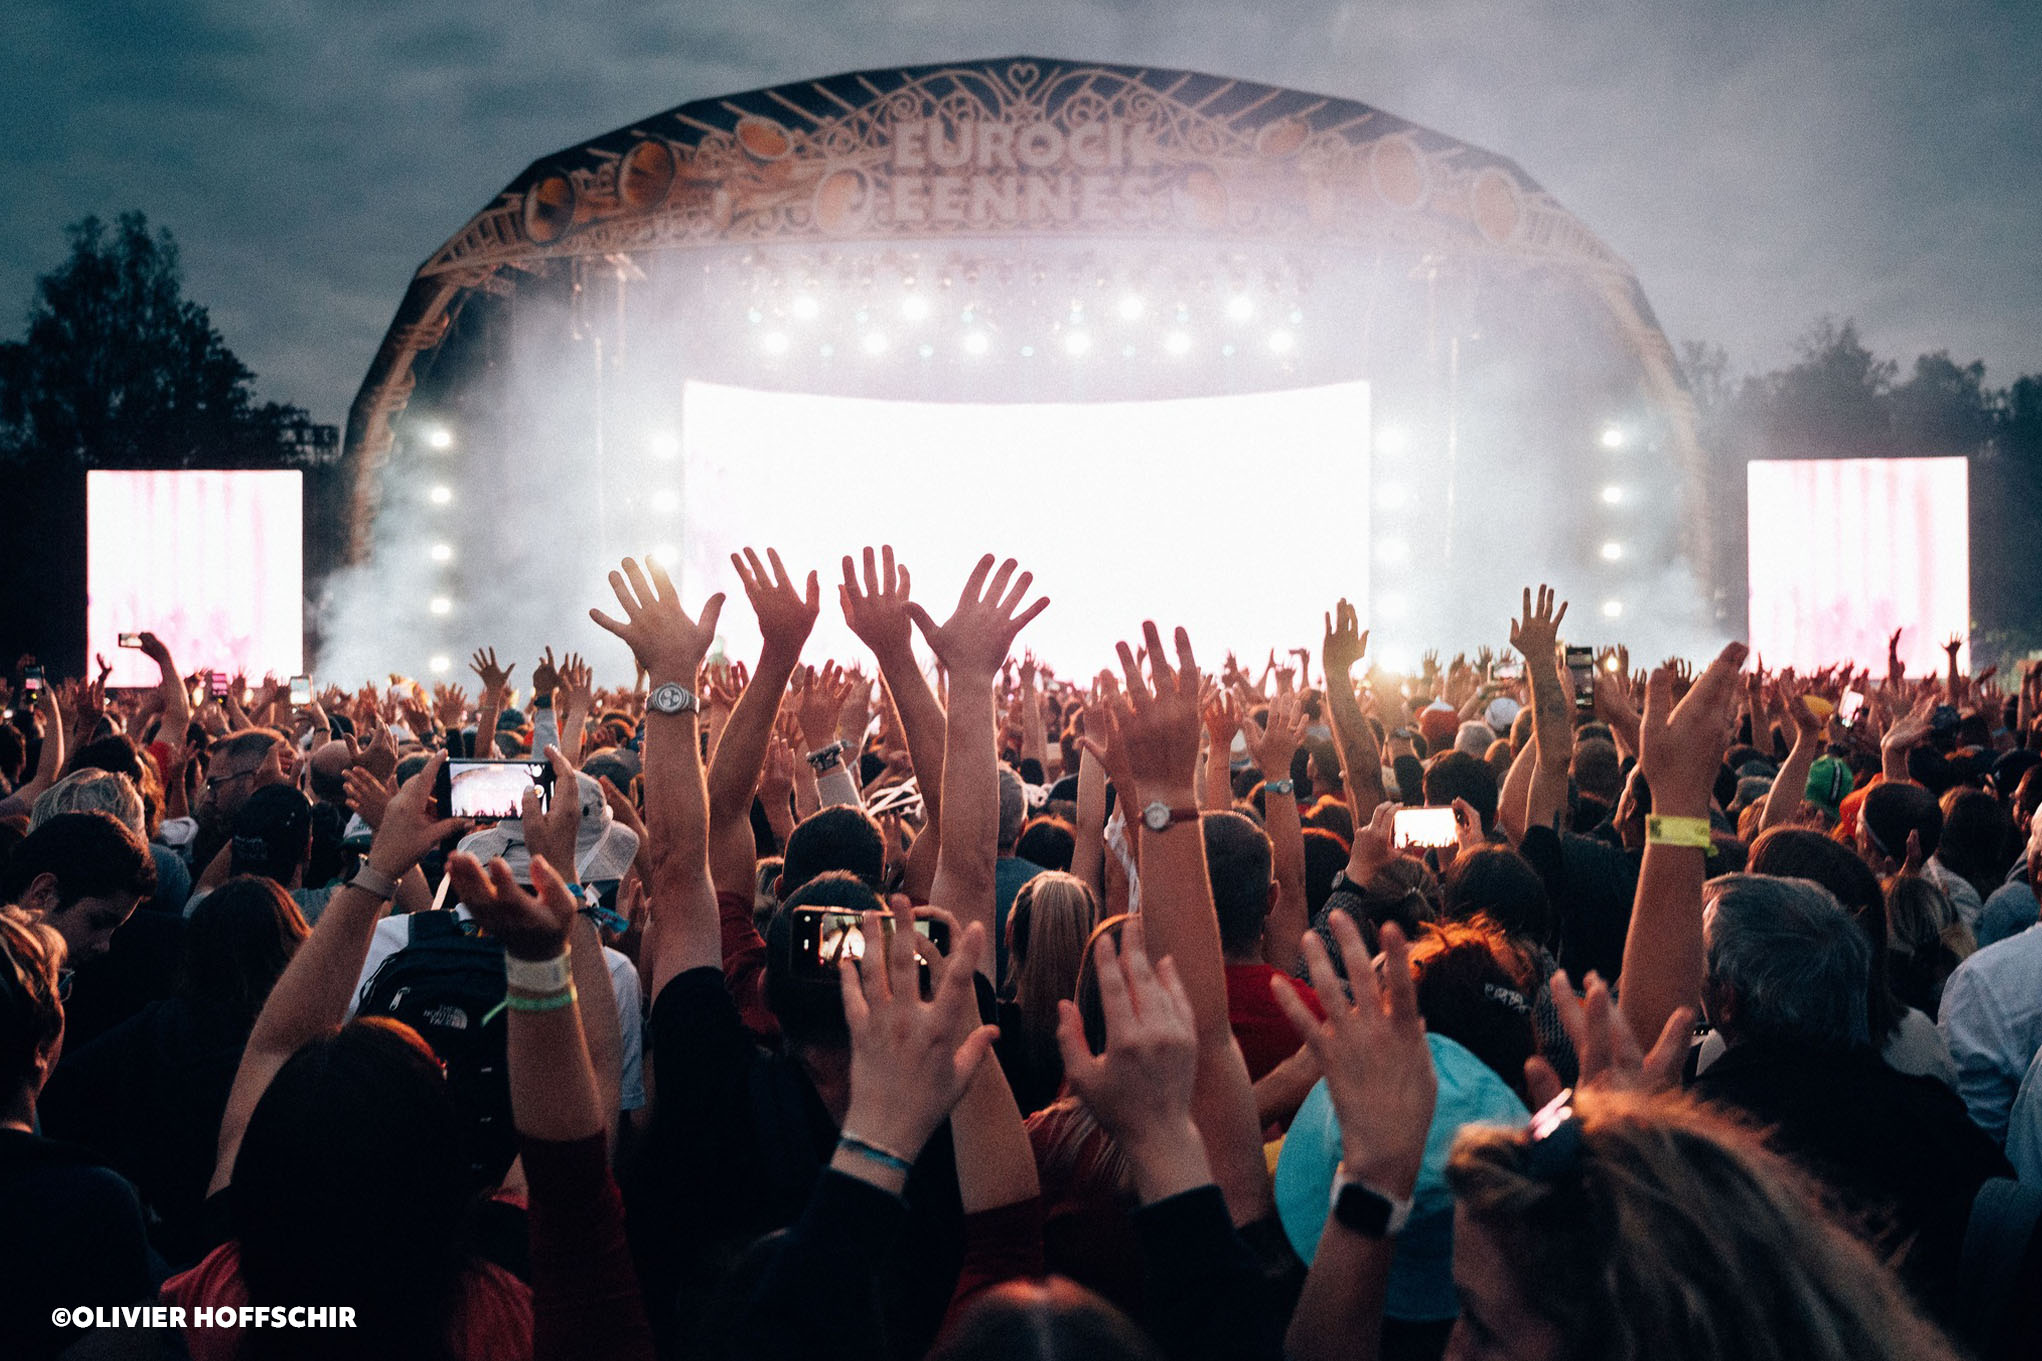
xmin=1682 ymin=320 xmax=2042 ymax=663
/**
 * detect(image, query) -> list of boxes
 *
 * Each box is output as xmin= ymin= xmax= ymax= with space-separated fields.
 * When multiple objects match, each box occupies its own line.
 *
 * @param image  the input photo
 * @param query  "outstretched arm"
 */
xmin=842 ymin=546 xmax=949 ymax=831
xmin=1511 ymin=586 xmax=1573 ymax=839
xmin=590 ymin=556 xmax=726 ymax=1000
xmin=1321 ymin=600 xmax=1385 ymax=821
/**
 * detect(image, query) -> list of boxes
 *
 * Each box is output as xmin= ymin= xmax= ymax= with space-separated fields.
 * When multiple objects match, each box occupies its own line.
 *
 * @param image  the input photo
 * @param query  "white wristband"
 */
xmin=504 ymin=949 xmax=572 ymax=994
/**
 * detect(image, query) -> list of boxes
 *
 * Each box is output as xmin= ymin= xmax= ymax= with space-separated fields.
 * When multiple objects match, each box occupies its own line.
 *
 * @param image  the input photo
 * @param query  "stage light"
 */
xmin=428 ymin=596 xmax=452 ymax=616
xmin=428 ymin=485 xmax=452 ymax=506
xmin=1221 ymin=343 xmax=1237 ymax=357
xmin=1605 ymin=654 xmax=1622 ymax=673
xmin=1225 ymin=295 xmax=1253 ymax=322
xmin=1164 ymin=330 xmax=1193 ymax=356
xmin=761 ymin=331 xmax=790 ymax=355
xmin=1599 ymin=426 xmax=1625 ymax=450
xmin=1602 ymin=600 xmax=1624 ymax=619
xmin=918 ymin=343 xmax=935 ymax=359
xmin=1064 ymin=330 xmax=1093 ymax=357
xmin=428 ymin=655 xmax=451 ymax=674
xmin=652 ymin=545 xmax=679 ymax=567
xmin=1376 ymin=426 xmax=1410 ymax=455
xmin=425 ymin=426 xmax=453 ymax=451
xmin=1600 ymin=484 xmax=1623 ymax=505
xmin=1377 ymin=537 xmax=1409 ymax=564
xmin=963 ymin=332 xmax=991 ymax=356
xmin=1267 ymin=329 xmax=1295 ymax=354
xmin=791 ymin=294 xmax=820 ymax=320
xmin=651 ymin=488 xmax=679 ymax=513
xmin=1600 ymin=541 xmax=1624 ymax=561
xmin=1120 ymin=344 xmax=1136 ymax=358
xmin=1117 ymin=295 xmax=1146 ymax=321
xmin=900 ymin=294 xmax=931 ymax=322
xmin=861 ymin=331 xmax=889 ymax=356
xmin=429 ymin=543 xmax=453 ymax=563
xmin=647 ymin=431 xmax=680 ymax=460
xmin=746 ymin=308 xmax=763 ymax=324
xmin=1020 ymin=345 xmax=1036 ymax=358
xmin=1377 ymin=482 xmax=1409 ymax=510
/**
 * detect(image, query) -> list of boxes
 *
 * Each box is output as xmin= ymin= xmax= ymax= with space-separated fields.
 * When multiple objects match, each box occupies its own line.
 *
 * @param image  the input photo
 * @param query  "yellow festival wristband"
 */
xmin=1646 ymin=815 xmax=1713 ymax=849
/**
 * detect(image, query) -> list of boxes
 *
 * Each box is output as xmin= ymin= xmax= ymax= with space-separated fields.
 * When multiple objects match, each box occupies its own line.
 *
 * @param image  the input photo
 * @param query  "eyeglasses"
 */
xmin=204 ymin=768 xmax=258 ymax=793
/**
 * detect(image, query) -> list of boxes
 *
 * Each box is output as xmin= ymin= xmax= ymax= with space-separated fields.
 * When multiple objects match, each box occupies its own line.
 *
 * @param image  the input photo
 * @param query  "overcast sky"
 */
xmin=3 ymin=0 xmax=2036 ymax=424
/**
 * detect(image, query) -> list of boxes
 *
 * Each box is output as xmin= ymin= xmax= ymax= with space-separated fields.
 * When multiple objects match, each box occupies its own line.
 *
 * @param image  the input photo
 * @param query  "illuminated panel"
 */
xmin=88 ymin=470 xmax=304 ymax=687
xmin=1746 ymin=458 xmax=1967 ymax=674
xmin=676 ymin=381 xmax=1370 ymax=669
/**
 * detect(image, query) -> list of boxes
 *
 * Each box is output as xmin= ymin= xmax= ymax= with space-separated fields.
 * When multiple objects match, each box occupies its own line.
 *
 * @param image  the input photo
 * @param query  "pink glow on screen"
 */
xmin=88 ymin=471 xmax=304 ymax=687
xmin=1746 ymin=458 xmax=1967 ymax=674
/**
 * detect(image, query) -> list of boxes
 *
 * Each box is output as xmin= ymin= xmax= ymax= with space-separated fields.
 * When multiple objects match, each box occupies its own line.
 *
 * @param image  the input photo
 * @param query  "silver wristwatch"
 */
xmin=647 ymin=681 xmax=700 ymax=716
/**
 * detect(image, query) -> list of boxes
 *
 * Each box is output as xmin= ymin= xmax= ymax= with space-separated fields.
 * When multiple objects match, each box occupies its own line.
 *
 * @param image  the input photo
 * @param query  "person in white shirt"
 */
xmin=1938 ymin=921 xmax=2042 ymax=1143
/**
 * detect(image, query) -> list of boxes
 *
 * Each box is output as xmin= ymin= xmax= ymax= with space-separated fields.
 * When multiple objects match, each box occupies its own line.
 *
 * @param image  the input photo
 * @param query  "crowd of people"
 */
xmin=4 ymin=546 xmax=2041 ymax=1361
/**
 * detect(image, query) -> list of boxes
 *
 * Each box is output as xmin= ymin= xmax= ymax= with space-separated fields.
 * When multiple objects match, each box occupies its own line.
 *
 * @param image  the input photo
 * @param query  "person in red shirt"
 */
xmin=1205 ymin=812 xmax=1324 ymax=1082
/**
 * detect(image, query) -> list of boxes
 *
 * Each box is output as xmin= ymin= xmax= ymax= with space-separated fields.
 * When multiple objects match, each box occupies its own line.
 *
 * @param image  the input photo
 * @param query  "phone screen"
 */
xmin=22 ymin=667 xmax=43 ymax=695
xmin=1392 ymin=806 xmax=1460 ymax=850
xmin=1489 ymin=659 xmax=1524 ymax=682
xmin=1564 ymin=646 xmax=1596 ymax=712
xmin=793 ymin=908 xmax=947 ymax=977
xmin=439 ymin=758 xmax=554 ymax=819
xmin=1838 ymin=690 xmax=1865 ymax=725
xmin=288 ymin=675 xmax=313 ymax=706
xmin=209 ymin=672 xmax=230 ymax=699
xmin=118 ymin=633 xmax=143 ymax=649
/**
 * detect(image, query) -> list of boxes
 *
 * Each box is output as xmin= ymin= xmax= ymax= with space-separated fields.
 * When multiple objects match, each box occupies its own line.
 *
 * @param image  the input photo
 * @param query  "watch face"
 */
xmin=1143 ymin=800 xmax=1169 ymax=831
xmin=650 ymin=683 xmax=693 ymax=715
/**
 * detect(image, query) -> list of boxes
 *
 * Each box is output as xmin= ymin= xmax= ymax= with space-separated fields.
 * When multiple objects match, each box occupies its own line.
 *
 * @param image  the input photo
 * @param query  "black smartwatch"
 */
xmin=1331 ymin=1171 xmax=1413 ymax=1239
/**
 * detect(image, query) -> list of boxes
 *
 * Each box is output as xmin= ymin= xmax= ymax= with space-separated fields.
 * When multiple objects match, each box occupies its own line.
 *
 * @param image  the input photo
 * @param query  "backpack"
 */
xmin=357 ymin=911 xmax=515 ymax=1187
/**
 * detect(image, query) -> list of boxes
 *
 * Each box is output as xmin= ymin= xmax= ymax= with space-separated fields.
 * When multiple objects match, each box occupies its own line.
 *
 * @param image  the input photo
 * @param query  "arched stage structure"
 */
xmin=331 ymin=57 xmax=1706 ymax=675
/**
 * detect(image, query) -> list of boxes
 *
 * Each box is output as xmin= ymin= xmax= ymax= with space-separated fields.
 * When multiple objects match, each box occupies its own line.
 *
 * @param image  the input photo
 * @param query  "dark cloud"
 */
xmin=3 ymin=0 xmax=2036 ymax=422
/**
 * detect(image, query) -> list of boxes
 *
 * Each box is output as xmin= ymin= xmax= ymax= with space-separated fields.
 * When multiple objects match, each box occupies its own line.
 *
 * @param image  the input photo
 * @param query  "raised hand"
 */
xmin=1322 ymin=597 xmax=1369 ymax=680
xmin=904 ymin=554 xmax=1049 ymax=679
xmin=556 ymin=652 xmax=594 ymax=711
xmin=1636 ymin=641 xmax=1747 ymax=819
xmin=589 ymin=555 xmax=725 ymax=687
xmin=471 ymin=648 xmax=515 ymax=696
xmin=1108 ymin=621 xmax=1205 ymax=800
xmin=1055 ymin=919 xmax=1202 ymax=1170
xmin=446 ymin=851 xmax=579 ymax=962
xmin=1273 ymin=913 xmax=1435 ymax=1198
xmin=532 ymin=647 xmax=561 ymax=699
xmin=840 ymin=545 xmax=917 ymax=658
xmin=733 ymin=546 xmax=820 ymax=656
xmin=520 ymin=745 xmax=583 ymax=878
xmin=365 ymin=751 xmax=472 ymax=879
xmin=794 ymin=661 xmax=854 ymax=752
xmin=838 ymin=912 xmax=999 ymax=1161
xmin=1524 ymin=971 xmax=1692 ymax=1109
xmin=1244 ymin=687 xmax=1309 ymax=778
xmin=1509 ymin=584 xmax=1568 ymax=662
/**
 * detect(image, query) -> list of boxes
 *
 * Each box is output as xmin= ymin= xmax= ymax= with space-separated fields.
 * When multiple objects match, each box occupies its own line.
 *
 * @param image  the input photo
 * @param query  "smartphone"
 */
xmin=436 ymin=757 xmax=556 ymax=819
xmin=288 ymin=675 xmax=313 ymax=706
xmin=118 ymin=632 xmax=144 ymax=649
xmin=1837 ymin=690 xmax=1865 ymax=726
xmin=1392 ymin=806 xmax=1460 ymax=850
xmin=209 ymin=671 xmax=230 ymax=699
xmin=21 ymin=666 xmax=43 ymax=695
xmin=1488 ymin=659 xmax=1524 ymax=682
xmin=1564 ymin=646 xmax=1596 ymax=713
xmin=789 ymin=906 xmax=950 ymax=980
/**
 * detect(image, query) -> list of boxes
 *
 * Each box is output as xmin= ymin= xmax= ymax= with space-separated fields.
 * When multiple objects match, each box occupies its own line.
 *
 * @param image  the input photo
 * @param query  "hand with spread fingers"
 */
xmin=589 ymin=555 xmax=725 ymax=689
xmin=1525 ymin=971 xmax=1693 ymax=1109
xmin=446 ymin=850 xmax=580 ymax=963
xmin=904 ymin=554 xmax=1049 ymax=681
xmin=732 ymin=546 xmax=821 ymax=658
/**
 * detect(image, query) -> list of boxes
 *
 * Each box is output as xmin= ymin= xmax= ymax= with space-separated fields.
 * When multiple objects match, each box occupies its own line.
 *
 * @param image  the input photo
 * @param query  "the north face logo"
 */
xmin=425 ymin=1006 xmax=470 ymax=1031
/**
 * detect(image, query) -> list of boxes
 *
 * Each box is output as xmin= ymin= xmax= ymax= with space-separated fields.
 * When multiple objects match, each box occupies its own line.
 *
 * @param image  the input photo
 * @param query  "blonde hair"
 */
xmin=1446 ymin=1088 xmax=1963 ymax=1361
xmin=1008 ymin=872 xmax=1100 ymax=1059
xmin=1 ymin=905 xmax=68 ymax=1093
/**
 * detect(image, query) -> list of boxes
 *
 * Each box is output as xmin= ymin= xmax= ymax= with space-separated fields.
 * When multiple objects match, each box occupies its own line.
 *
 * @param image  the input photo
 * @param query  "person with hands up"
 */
xmin=1321 ymin=599 xmax=1386 ymax=820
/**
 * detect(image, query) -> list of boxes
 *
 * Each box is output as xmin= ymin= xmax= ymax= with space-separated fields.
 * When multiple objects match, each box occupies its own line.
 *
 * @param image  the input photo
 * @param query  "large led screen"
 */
xmin=1746 ymin=457 xmax=1968 ymax=675
xmin=88 ymin=470 xmax=304 ymax=687
xmin=675 ymin=380 xmax=1371 ymax=670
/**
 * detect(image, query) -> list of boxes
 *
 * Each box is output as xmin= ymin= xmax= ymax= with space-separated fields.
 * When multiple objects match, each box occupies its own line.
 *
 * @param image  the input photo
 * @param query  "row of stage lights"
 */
xmin=742 ymin=288 xmax=1304 ymax=364
xmin=1367 ymin=421 xmax=1635 ymax=668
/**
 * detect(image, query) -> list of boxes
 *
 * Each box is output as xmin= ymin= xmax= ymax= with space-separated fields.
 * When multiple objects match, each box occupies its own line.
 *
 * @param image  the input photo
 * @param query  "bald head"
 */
xmin=309 ymin=741 xmax=352 ymax=803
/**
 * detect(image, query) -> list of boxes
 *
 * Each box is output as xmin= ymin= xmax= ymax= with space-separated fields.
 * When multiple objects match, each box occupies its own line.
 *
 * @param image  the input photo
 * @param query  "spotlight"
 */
xmin=647 ymin=431 xmax=679 ymax=460
xmin=1064 ymin=330 xmax=1092 ymax=358
xmin=429 ymin=543 xmax=453 ymax=563
xmin=1600 ymin=484 xmax=1623 ymax=505
xmin=1117 ymin=295 xmax=1146 ymax=321
xmin=428 ymin=485 xmax=452 ymax=506
xmin=1600 ymin=541 xmax=1624 ymax=561
xmin=1376 ymin=427 xmax=1410 ymax=455
xmin=761 ymin=331 xmax=790 ymax=355
xmin=1377 ymin=538 xmax=1409 ymax=564
xmin=428 ymin=596 xmax=452 ymax=616
xmin=1220 ymin=343 xmax=1236 ymax=357
xmin=1599 ymin=426 xmax=1625 ymax=450
xmin=651 ymin=488 xmax=679 ymax=513
xmin=1225 ymin=295 xmax=1253 ymax=322
xmin=425 ymin=426 xmax=452 ymax=451
xmin=861 ymin=331 xmax=889 ymax=356
xmin=1163 ymin=331 xmax=1193 ymax=356
xmin=1019 ymin=345 xmax=1036 ymax=358
xmin=1267 ymin=329 xmax=1295 ymax=354
xmin=917 ymin=342 xmax=935 ymax=359
xmin=652 ymin=545 xmax=679 ymax=567
xmin=1604 ymin=654 xmax=1622 ymax=673
xmin=428 ymin=655 xmax=451 ymax=674
xmin=900 ymin=294 xmax=931 ymax=322
xmin=791 ymin=294 xmax=821 ymax=320
xmin=1377 ymin=483 xmax=1409 ymax=510
xmin=1601 ymin=600 xmax=1624 ymax=619
xmin=963 ymin=332 xmax=991 ymax=356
